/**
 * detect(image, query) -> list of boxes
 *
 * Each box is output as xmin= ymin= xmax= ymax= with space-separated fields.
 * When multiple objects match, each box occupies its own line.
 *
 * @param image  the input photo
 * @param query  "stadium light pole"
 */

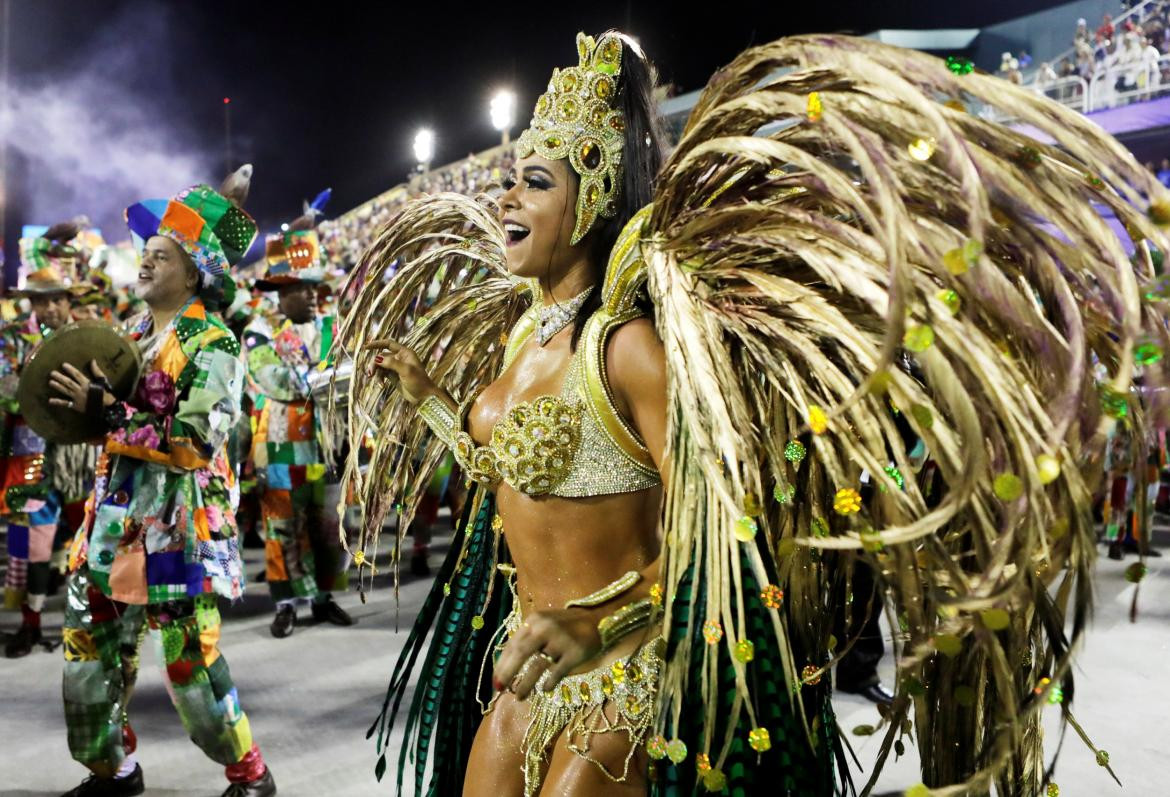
xmin=489 ymin=90 xmax=516 ymax=147
xmin=413 ymin=128 xmax=435 ymax=173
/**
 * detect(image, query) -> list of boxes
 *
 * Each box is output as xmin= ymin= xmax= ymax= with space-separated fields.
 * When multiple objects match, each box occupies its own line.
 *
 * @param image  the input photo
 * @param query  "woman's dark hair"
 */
xmin=569 ymin=32 xmax=669 ymax=349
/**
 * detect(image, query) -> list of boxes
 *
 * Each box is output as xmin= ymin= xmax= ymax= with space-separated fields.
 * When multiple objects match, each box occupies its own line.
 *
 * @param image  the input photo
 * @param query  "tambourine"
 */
xmin=16 ymin=320 xmax=142 ymax=444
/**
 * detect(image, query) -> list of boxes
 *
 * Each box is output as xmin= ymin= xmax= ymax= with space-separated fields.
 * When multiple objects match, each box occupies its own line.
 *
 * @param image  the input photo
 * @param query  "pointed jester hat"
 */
xmin=124 ymin=165 xmax=258 ymax=310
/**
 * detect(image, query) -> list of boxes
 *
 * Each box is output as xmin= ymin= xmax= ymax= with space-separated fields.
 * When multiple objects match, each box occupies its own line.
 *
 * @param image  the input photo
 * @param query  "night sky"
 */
xmin=3 ymin=0 xmax=1071 ymax=256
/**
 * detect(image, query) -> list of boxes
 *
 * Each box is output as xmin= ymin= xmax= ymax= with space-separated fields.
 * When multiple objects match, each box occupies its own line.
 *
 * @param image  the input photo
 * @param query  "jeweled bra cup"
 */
xmin=453 ymin=393 xmax=584 ymax=494
xmin=490 ymin=396 xmax=581 ymax=494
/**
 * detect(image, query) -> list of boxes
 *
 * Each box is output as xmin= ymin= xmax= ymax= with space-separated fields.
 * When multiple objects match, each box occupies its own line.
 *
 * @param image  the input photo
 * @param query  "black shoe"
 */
xmin=1122 ymin=540 xmax=1163 ymax=557
xmin=270 ymin=605 xmax=296 ymax=638
xmin=5 ymin=624 xmax=42 ymax=658
xmin=410 ymin=551 xmax=431 ymax=577
xmin=61 ymin=764 xmax=145 ymax=796
xmin=1108 ymin=542 xmax=1125 ymax=560
xmin=310 ymin=595 xmax=355 ymax=626
xmin=837 ymin=681 xmax=895 ymax=705
xmin=222 ymin=767 xmax=276 ymax=797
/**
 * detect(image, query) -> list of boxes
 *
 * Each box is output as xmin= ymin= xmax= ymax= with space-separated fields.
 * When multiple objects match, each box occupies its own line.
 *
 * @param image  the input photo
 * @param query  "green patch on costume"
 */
xmin=161 ymin=625 xmax=187 ymax=664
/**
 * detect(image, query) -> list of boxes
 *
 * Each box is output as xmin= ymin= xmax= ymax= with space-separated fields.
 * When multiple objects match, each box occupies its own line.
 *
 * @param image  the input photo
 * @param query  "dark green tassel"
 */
xmin=653 ymin=541 xmax=850 ymax=796
xmin=369 ymin=488 xmax=514 ymax=796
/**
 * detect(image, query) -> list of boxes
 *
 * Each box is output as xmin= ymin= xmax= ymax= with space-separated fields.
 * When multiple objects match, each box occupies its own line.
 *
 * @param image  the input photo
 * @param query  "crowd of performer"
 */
xmin=0 ymin=170 xmax=375 ymax=796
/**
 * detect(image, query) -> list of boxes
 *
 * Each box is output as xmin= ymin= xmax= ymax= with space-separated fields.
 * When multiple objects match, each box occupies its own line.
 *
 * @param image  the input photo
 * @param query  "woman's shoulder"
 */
xmin=603 ymin=316 xmax=665 ymax=400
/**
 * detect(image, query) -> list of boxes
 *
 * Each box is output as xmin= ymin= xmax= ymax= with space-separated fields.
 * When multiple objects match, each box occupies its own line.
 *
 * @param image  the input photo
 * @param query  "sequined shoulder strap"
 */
xmin=578 ymin=310 xmax=656 ymax=473
xmin=575 ymin=204 xmax=658 ymax=472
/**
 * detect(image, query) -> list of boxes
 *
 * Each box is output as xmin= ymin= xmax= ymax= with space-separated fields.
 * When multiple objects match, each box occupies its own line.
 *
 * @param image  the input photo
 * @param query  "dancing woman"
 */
xmin=335 ymin=31 xmax=1170 ymax=797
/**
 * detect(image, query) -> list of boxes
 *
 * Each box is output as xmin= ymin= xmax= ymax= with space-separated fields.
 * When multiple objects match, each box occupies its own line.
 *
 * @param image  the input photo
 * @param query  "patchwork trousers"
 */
xmin=3 ymin=491 xmax=62 ymax=611
xmin=263 ymin=478 xmax=346 ymax=602
xmin=62 ymin=566 xmax=266 ymax=782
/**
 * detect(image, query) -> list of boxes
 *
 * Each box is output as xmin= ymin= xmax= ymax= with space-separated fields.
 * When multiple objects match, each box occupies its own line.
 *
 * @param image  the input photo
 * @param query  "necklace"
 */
xmin=536 ymin=287 xmax=594 ymax=346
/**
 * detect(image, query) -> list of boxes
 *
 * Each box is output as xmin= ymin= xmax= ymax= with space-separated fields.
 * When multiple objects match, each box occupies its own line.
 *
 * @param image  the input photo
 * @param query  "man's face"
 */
xmin=137 ymin=236 xmax=197 ymax=308
xmin=277 ymin=281 xmax=317 ymax=324
xmin=29 ymin=294 xmax=73 ymax=330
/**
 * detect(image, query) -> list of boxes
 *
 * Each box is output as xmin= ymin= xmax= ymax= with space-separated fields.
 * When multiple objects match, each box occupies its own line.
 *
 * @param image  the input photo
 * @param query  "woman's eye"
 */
xmin=526 ymin=177 xmax=549 ymax=190
xmin=501 ymin=177 xmax=516 ymax=190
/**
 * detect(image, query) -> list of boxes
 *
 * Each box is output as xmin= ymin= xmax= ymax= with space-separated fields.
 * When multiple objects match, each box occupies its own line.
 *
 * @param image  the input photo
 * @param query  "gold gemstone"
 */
xmin=611 ymin=660 xmax=626 ymax=684
xmin=579 ymin=681 xmax=592 ymax=701
xmin=600 ymin=674 xmax=614 ymax=696
xmin=561 ymin=684 xmax=573 ymax=703
xmin=626 ymin=662 xmax=642 ymax=682
xmin=624 ymin=694 xmax=642 ymax=714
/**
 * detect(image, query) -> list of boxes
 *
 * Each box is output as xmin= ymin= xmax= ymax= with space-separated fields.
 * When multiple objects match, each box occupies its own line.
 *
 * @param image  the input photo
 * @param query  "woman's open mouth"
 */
xmin=504 ymin=222 xmax=531 ymax=247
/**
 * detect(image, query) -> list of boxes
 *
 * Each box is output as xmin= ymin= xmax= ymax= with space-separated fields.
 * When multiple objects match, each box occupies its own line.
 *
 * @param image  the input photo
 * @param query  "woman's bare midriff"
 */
xmin=496 ymin=485 xmax=661 ymax=615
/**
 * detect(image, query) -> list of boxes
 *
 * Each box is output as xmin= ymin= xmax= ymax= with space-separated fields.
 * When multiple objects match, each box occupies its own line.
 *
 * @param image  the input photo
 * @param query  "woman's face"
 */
xmin=497 ymin=154 xmax=580 ymax=279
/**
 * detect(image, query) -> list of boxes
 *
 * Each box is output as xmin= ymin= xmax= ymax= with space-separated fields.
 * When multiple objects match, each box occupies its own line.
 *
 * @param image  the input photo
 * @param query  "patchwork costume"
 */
xmin=61 ymin=180 xmax=274 ymax=794
xmin=2 ymin=232 xmax=96 ymax=657
xmin=244 ymin=225 xmax=351 ymax=632
xmin=245 ymin=311 xmax=342 ymax=601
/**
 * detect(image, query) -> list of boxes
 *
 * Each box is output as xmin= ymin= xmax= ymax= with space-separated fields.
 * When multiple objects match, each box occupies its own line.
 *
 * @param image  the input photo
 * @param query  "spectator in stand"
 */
xmin=1007 ymin=57 xmax=1024 ymax=85
xmin=1056 ymin=58 xmax=1080 ymax=101
xmin=1076 ymin=39 xmax=1096 ymax=79
xmin=1075 ymin=17 xmax=1092 ymax=47
xmin=1035 ymin=61 xmax=1059 ymax=93
xmin=999 ymin=51 xmax=1014 ymax=78
xmin=1098 ymin=13 xmax=1116 ymax=46
xmin=1158 ymin=157 xmax=1170 ymax=188
xmin=1141 ymin=35 xmax=1164 ymax=95
xmin=1018 ymin=50 xmax=1032 ymax=69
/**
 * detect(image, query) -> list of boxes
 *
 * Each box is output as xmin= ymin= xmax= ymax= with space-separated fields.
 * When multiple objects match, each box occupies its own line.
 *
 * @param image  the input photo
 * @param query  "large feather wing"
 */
xmin=646 ymin=34 xmax=1169 ymax=793
xmin=326 ymin=193 xmax=527 ymax=592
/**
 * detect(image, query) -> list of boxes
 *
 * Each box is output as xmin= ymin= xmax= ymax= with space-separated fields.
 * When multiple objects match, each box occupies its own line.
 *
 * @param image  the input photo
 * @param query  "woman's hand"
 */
xmin=47 ymin=360 xmax=114 ymax=411
xmin=492 ymin=607 xmax=603 ymax=700
xmin=363 ymin=339 xmax=438 ymax=404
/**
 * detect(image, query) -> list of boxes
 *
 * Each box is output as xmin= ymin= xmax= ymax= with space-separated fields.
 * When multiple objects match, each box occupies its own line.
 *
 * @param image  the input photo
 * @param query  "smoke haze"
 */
xmin=3 ymin=2 xmax=217 ymax=246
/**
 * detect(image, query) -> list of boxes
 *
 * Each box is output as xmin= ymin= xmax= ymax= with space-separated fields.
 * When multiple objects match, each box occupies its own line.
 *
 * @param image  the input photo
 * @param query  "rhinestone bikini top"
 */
xmin=454 ymin=310 xmax=661 ymax=498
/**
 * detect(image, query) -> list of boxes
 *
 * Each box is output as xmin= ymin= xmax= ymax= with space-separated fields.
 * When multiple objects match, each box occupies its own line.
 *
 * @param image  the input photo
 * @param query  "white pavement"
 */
xmin=0 ymin=532 xmax=1165 ymax=797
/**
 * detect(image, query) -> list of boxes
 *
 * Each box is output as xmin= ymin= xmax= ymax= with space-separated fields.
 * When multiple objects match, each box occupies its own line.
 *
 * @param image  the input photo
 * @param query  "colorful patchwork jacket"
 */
xmin=242 ymin=313 xmax=335 ymax=490
xmin=69 ymin=298 xmax=246 ymax=604
xmin=0 ymin=317 xmax=51 ymax=516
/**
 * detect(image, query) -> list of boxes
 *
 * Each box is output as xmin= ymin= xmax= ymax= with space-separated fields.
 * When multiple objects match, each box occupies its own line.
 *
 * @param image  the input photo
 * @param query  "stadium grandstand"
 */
xmin=320 ymin=0 xmax=1170 ymax=271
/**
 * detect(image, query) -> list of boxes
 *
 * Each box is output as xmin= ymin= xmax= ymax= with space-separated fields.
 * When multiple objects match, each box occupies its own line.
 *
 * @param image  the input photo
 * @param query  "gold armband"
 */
xmin=417 ymin=394 xmax=460 ymax=449
xmin=420 ymin=390 xmax=500 ymax=485
xmin=564 ymin=570 xmax=641 ymax=609
xmin=597 ymin=597 xmax=660 ymax=652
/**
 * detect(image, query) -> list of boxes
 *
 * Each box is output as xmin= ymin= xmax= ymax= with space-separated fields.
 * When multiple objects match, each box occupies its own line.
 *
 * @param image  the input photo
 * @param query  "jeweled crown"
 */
xmin=516 ymin=32 xmax=626 ymax=245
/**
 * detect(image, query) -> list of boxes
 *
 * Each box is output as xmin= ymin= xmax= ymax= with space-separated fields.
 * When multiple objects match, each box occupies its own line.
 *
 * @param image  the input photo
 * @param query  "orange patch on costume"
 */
xmin=260 ymin=489 xmax=292 ymax=519
xmin=285 ymin=403 xmax=314 ymax=442
xmin=160 ymin=204 xmax=205 ymax=246
xmin=265 ymin=538 xmax=289 ymax=581
xmin=107 ymin=549 xmax=148 ymax=605
xmin=152 ymin=333 xmax=188 ymax=383
xmin=194 ymin=508 xmax=211 ymax=541
xmin=199 ymin=621 xmax=222 ymax=667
